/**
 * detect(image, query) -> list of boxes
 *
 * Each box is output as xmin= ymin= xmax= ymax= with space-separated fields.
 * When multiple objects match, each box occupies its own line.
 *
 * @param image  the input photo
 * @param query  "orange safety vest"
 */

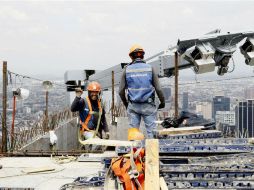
xmin=80 ymin=96 xmax=102 ymax=132
xmin=111 ymin=148 xmax=145 ymax=190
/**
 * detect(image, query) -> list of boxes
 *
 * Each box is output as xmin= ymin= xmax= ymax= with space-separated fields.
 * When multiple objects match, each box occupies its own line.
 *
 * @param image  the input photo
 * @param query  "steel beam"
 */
xmin=85 ymin=31 xmax=254 ymax=90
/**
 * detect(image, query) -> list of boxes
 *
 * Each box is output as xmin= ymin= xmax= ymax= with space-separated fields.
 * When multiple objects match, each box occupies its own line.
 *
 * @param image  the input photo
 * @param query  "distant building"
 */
xmin=235 ymin=99 xmax=254 ymax=138
xmin=215 ymin=111 xmax=235 ymax=125
xmin=214 ymin=91 xmax=225 ymax=97
xmin=196 ymin=102 xmax=212 ymax=120
xmin=182 ymin=92 xmax=188 ymax=110
xmin=23 ymin=107 xmax=32 ymax=114
xmin=212 ymin=96 xmax=230 ymax=119
xmin=162 ymin=87 xmax=171 ymax=103
xmin=244 ymin=87 xmax=254 ymax=99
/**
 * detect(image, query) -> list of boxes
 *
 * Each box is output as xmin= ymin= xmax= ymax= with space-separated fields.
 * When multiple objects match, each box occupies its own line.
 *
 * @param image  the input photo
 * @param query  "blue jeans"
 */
xmin=127 ymin=102 xmax=157 ymax=139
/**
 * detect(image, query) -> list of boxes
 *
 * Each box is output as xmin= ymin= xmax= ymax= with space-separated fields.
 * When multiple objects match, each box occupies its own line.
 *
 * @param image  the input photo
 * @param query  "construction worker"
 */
xmin=71 ymin=81 xmax=110 ymax=139
xmin=110 ymin=127 xmax=146 ymax=189
xmin=119 ymin=44 xmax=165 ymax=139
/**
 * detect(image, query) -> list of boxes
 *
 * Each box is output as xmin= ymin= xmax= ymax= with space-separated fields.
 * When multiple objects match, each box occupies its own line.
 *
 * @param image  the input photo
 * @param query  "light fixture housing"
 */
xmin=12 ymin=88 xmax=30 ymax=100
xmin=184 ymin=42 xmax=215 ymax=74
xmin=240 ymin=37 xmax=254 ymax=66
xmin=42 ymin=81 xmax=53 ymax=91
xmin=214 ymin=46 xmax=236 ymax=76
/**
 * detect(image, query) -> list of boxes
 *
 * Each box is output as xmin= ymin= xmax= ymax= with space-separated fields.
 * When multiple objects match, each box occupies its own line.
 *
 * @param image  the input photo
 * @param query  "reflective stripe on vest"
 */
xmin=80 ymin=97 xmax=102 ymax=132
xmin=126 ymin=62 xmax=154 ymax=103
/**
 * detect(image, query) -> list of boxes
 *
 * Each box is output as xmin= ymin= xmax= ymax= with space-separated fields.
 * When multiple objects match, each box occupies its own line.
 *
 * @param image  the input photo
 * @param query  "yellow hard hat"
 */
xmin=128 ymin=128 xmax=145 ymax=141
xmin=129 ymin=44 xmax=145 ymax=57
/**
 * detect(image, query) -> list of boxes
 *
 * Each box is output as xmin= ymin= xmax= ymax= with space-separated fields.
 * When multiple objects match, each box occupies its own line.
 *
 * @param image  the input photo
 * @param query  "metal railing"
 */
xmin=11 ymin=109 xmax=76 ymax=151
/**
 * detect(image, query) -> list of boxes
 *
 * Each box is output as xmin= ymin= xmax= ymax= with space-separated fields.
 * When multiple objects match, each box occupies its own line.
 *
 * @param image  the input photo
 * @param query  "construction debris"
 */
xmin=154 ymin=126 xmax=205 ymax=136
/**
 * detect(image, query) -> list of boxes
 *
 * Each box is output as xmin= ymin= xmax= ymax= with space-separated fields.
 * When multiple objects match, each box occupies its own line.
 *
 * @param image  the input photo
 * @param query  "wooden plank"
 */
xmin=145 ymin=139 xmax=159 ymax=190
xmin=104 ymin=171 xmax=118 ymax=190
xmin=79 ymin=138 xmax=140 ymax=147
xmin=156 ymin=126 xmax=204 ymax=135
xmin=22 ymin=166 xmax=55 ymax=174
xmin=249 ymin=138 xmax=254 ymax=144
xmin=159 ymin=177 xmax=168 ymax=190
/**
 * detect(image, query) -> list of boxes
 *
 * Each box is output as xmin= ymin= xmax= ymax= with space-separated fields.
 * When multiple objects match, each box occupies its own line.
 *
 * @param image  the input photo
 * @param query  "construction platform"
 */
xmin=0 ymin=151 xmax=116 ymax=190
xmin=1 ymin=125 xmax=254 ymax=190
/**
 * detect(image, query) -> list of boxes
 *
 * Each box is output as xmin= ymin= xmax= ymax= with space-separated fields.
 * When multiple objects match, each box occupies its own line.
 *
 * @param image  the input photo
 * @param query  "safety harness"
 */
xmin=110 ymin=147 xmax=145 ymax=190
xmin=80 ymin=97 xmax=102 ymax=132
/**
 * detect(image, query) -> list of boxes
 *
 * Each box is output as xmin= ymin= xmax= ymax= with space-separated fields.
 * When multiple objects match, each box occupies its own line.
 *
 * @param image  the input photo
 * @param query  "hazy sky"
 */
xmin=0 ymin=0 xmax=254 ymax=79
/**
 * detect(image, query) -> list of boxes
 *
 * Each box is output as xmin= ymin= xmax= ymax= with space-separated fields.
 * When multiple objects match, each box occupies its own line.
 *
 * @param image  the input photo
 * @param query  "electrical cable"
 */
xmin=227 ymin=56 xmax=235 ymax=73
xmin=0 ymin=167 xmax=65 ymax=179
xmin=7 ymin=70 xmax=66 ymax=87
xmin=51 ymin=155 xmax=77 ymax=164
xmin=8 ymin=71 xmax=12 ymax=85
xmin=222 ymin=34 xmax=242 ymax=74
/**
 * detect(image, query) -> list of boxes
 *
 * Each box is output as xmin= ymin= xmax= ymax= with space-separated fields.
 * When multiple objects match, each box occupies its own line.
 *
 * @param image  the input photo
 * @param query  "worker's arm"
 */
xmin=152 ymin=67 xmax=165 ymax=109
xmin=71 ymin=88 xmax=85 ymax=112
xmin=71 ymin=97 xmax=85 ymax=112
xmin=118 ymin=68 xmax=128 ymax=108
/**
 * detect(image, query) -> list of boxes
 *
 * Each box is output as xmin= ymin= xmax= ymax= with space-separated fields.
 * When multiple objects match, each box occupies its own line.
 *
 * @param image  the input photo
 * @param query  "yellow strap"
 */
xmin=80 ymin=120 xmax=90 ymax=131
xmin=111 ymin=157 xmax=135 ymax=190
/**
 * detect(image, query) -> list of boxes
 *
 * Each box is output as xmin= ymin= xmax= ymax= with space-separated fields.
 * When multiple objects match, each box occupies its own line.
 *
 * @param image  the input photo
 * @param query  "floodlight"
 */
xmin=42 ymin=81 xmax=53 ymax=91
xmin=214 ymin=46 xmax=236 ymax=76
xmin=12 ymin=88 xmax=30 ymax=100
xmin=183 ymin=42 xmax=215 ymax=74
xmin=240 ymin=38 xmax=254 ymax=66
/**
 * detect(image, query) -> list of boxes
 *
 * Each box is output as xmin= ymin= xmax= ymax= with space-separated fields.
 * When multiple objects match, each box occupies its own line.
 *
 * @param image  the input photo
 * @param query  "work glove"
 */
xmin=105 ymin=132 xmax=110 ymax=139
xmin=75 ymin=87 xmax=83 ymax=97
xmin=158 ymin=102 xmax=165 ymax=109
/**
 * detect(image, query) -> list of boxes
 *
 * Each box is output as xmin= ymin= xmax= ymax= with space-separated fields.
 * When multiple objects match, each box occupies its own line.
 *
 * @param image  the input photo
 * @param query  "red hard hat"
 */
xmin=87 ymin=81 xmax=101 ymax=92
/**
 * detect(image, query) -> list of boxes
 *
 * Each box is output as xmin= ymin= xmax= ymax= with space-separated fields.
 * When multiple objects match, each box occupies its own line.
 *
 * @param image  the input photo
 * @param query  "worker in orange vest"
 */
xmin=71 ymin=81 xmax=110 ymax=139
xmin=110 ymin=128 xmax=145 ymax=190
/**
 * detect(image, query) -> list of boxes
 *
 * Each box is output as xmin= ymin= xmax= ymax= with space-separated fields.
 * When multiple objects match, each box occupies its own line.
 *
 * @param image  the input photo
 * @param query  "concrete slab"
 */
xmin=116 ymin=117 xmax=129 ymax=141
xmin=0 ymin=154 xmax=108 ymax=190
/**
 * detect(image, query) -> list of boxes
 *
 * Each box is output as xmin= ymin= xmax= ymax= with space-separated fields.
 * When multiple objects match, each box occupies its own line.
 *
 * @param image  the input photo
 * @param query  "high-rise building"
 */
xmin=215 ymin=111 xmax=235 ymax=126
xmin=162 ymin=87 xmax=171 ymax=103
xmin=182 ymin=92 xmax=188 ymax=110
xmin=235 ymin=99 xmax=254 ymax=138
xmin=212 ymin=96 xmax=230 ymax=119
xmin=196 ymin=102 xmax=212 ymax=120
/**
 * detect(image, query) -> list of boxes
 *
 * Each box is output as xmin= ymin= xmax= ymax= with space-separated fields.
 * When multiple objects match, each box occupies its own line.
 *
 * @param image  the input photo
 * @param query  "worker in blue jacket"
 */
xmin=119 ymin=44 xmax=165 ymax=138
